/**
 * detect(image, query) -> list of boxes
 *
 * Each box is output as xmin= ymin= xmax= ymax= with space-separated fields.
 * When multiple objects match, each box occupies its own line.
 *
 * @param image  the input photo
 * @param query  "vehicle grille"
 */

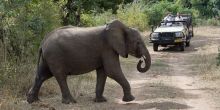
xmin=159 ymin=32 xmax=175 ymax=40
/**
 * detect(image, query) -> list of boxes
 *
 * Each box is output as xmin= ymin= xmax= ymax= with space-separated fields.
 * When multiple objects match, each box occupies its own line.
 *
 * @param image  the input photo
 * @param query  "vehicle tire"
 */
xmin=189 ymin=31 xmax=193 ymax=37
xmin=153 ymin=43 xmax=158 ymax=51
xmin=186 ymin=41 xmax=190 ymax=47
xmin=180 ymin=43 xmax=185 ymax=51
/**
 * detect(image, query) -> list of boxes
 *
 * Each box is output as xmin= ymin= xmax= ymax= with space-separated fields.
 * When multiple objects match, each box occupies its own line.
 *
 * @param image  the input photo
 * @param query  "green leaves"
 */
xmin=191 ymin=0 xmax=219 ymax=18
xmin=2 ymin=0 xmax=62 ymax=60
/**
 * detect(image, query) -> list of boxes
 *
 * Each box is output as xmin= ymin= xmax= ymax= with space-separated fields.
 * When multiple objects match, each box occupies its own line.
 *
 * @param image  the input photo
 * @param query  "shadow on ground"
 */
xmin=139 ymin=101 xmax=191 ymax=110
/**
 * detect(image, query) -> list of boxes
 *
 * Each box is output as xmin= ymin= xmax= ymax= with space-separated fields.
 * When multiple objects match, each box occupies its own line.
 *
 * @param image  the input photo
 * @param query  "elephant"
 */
xmin=27 ymin=20 xmax=151 ymax=104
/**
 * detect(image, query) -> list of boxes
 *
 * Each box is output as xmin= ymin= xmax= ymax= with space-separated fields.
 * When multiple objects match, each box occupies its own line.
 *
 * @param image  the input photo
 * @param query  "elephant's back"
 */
xmin=41 ymin=26 xmax=106 ymax=74
xmin=43 ymin=26 xmax=106 ymax=52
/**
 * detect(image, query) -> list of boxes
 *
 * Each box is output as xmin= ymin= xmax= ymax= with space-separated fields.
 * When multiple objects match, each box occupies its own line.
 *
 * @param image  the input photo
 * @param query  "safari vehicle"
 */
xmin=149 ymin=14 xmax=194 ymax=51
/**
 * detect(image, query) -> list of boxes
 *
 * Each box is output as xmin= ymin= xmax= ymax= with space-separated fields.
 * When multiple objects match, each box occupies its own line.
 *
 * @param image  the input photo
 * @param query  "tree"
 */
xmin=191 ymin=0 xmax=216 ymax=18
xmin=175 ymin=0 xmax=192 ymax=8
xmin=61 ymin=0 xmax=133 ymax=26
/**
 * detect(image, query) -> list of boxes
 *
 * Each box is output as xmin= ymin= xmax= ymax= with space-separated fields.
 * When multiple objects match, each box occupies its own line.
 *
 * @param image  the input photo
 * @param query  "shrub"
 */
xmin=1 ymin=0 xmax=63 ymax=98
xmin=207 ymin=18 xmax=220 ymax=26
xmin=195 ymin=18 xmax=220 ymax=26
xmin=81 ymin=10 xmax=114 ymax=27
xmin=81 ymin=2 xmax=149 ymax=31
xmin=117 ymin=3 xmax=148 ymax=31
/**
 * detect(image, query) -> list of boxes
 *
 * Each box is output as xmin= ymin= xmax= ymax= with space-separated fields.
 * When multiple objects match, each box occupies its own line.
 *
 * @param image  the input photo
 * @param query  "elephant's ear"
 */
xmin=105 ymin=20 xmax=128 ymax=58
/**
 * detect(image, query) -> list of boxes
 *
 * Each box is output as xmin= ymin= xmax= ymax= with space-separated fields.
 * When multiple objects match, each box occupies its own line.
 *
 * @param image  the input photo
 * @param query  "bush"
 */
xmin=0 ymin=0 xmax=63 ymax=98
xmin=195 ymin=18 xmax=220 ymax=26
xmin=81 ymin=3 xmax=149 ymax=31
xmin=207 ymin=18 xmax=220 ymax=26
xmin=81 ymin=10 xmax=114 ymax=27
xmin=2 ymin=0 xmax=62 ymax=60
xmin=81 ymin=2 xmax=152 ymax=28
xmin=117 ymin=3 xmax=148 ymax=31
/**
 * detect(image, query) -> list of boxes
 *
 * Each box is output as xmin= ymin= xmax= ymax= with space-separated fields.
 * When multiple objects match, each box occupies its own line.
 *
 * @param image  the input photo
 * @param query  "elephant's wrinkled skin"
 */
xmin=27 ymin=20 xmax=151 ymax=104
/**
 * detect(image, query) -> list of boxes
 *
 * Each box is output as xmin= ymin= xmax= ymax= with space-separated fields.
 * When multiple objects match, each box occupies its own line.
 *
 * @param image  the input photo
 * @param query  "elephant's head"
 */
xmin=105 ymin=20 xmax=151 ymax=73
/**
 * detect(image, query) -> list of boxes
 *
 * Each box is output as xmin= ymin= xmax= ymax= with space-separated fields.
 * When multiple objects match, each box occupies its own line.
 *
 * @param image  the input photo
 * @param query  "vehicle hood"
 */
xmin=154 ymin=26 xmax=184 ymax=33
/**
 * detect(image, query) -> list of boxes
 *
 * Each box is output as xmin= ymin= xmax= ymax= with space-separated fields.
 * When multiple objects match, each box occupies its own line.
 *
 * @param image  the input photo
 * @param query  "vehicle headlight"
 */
xmin=175 ymin=32 xmax=184 ymax=37
xmin=151 ymin=33 xmax=159 ymax=39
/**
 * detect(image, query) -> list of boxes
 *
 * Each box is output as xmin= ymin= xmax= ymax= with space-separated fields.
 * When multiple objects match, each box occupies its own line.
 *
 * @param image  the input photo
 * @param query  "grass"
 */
xmin=189 ymin=26 xmax=220 ymax=80
xmin=194 ymin=26 xmax=220 ymax=37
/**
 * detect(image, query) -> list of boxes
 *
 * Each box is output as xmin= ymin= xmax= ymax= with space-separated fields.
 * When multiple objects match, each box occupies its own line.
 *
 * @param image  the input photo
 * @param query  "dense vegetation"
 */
xmin=0 ymin=0 xmax=220 ymax=98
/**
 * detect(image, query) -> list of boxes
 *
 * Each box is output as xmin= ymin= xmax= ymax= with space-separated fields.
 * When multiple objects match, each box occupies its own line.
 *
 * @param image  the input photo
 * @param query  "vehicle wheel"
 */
xmin=180 ymin=43 xmax=185 ymax=51
xmin=186 ymin=41 xmax=190 ymax=47
xmin=153 ymin=43 xmax=158 ymax=51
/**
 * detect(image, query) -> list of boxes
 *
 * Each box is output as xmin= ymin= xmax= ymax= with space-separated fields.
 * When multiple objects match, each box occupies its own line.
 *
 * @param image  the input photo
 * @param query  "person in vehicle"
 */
xmin=175 ymin=12 xmax=183 ymax=21
xmin=164 ymin=13 xmax=173 ymax=21
xmin=163 ymin=13 xmax=173 ymax=26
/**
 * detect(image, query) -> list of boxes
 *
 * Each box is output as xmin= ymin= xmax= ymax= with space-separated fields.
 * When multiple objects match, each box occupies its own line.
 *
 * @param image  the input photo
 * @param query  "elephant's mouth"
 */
xmin=135 ymin=53 xmax=142 ymax=58
xmin=135 ymin=47 xmax=142 ymax=58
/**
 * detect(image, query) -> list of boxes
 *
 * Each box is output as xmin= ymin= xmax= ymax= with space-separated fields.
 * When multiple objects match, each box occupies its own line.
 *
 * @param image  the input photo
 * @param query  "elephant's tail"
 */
xmin=37 ymin=47 xmax=42 ymax=74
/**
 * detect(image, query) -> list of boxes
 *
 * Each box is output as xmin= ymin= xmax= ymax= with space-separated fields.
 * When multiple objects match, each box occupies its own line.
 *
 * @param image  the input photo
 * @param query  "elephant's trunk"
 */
xmin=137 ymin=44 xmax=151 ymax=73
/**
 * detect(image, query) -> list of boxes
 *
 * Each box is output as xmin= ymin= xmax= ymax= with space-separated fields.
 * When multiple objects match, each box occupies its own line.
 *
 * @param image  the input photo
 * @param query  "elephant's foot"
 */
xmin=62 ymin=97 xmax=77 ymax=104
xmin=27 ymin=94 xmax=40 ymax=104
xmin=94 ymin=96 xmax=107 ymax=102
xmin=123 ymin=94 xmax=135 ymax=102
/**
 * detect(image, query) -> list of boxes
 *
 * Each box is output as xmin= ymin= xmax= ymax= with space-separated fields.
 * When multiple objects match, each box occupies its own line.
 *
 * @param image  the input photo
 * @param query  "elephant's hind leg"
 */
xmin=47 ymin=59 xmax=76 ymax=104
xmin=54 ymin=74 xmax=76 ymax=104
xmin=27 ymin=60 xmax=52 ymax=103
xmin=94 ymin=67 xmax=107 ymax=102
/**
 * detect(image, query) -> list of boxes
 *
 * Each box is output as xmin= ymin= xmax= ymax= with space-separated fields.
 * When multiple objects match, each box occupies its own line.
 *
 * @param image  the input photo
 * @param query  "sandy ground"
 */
xmin=1 ymin=26 xmax=220 ymax=110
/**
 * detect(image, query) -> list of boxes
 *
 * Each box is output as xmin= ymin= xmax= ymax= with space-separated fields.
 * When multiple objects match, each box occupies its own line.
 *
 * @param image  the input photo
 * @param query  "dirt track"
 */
xmin=1 ymin=27 xmax=220 ymax=110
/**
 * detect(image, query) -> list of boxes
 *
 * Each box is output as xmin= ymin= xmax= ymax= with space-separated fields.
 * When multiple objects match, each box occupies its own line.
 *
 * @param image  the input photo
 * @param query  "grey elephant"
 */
xmin=27 ymin=20 xmax=151 ymax=104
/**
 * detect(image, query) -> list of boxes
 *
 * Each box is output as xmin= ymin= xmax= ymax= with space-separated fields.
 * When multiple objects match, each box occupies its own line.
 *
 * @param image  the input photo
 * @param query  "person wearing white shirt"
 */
xmin=163 ymin=13 xmax=173 ymax=26
xmin=175 ymin=13 xmax=183 ymax=21
xmin=164 ymin=13 xmax=173 ymax=21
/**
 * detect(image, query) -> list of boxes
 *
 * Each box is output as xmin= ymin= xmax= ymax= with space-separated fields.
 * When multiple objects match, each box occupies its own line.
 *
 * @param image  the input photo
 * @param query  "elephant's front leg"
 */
xmin=107 ymin=71 xmax=135 ymax=102
xmin=94 ymin=67 xmax=107 ymax=102
xmin=102 ymin=52 xmax=135 ymax=102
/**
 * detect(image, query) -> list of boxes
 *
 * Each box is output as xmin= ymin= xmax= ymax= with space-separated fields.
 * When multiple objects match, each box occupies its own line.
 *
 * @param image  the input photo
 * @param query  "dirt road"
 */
xmin=1 ymin=27 xmax=220 ymax=110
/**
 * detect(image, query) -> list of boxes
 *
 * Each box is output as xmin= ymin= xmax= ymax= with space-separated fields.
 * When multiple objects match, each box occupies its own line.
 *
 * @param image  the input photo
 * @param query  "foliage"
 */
xmin=81 ymin=10 xmax=114 ymax=27
xmin=62 ymin=0 xmax=133 ymax=25
xmin=81 ymin=3 xmax=149 ymax=31
xmin=2 ymin=0 xmax=62 ymax=59
xmin=117 ymin=3 xmax=148 ymax=31
xmin=191 ymin=0 xmax=220 ymax=18
xmin=0 ymin=0 xmax=62 ymax=96
xmin=145 ymin=1 xmax=192 ymax=26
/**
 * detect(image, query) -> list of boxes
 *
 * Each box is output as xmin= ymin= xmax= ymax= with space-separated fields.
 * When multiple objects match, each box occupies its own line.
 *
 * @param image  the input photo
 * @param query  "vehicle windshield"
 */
xmin=160 ymin=21 xmax=184 ymax=27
